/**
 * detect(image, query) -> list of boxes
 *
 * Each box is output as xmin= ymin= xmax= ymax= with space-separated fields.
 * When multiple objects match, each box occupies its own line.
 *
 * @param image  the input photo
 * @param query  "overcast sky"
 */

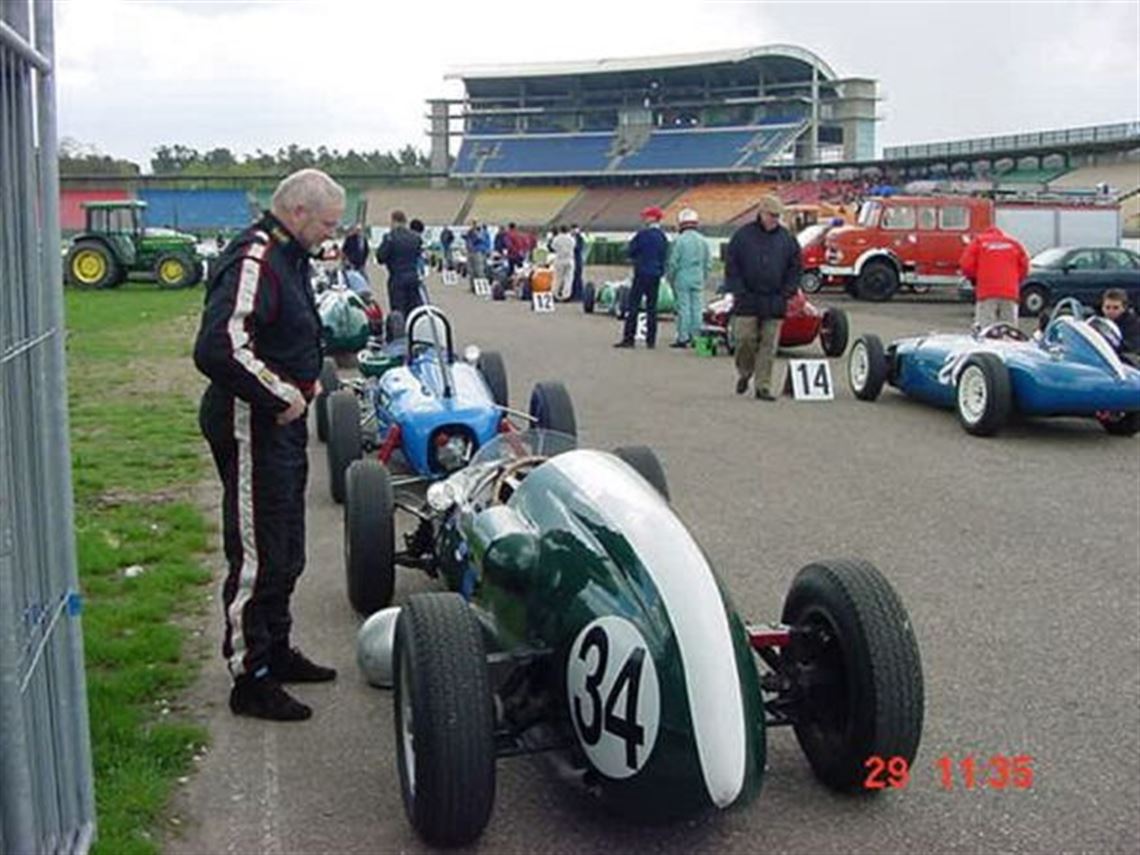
xmin=54 ymin=0 xmax=1139 ymax=170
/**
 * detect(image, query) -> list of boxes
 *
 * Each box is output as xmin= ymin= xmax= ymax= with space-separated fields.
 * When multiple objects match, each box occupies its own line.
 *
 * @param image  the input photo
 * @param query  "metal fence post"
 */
xmin=1 ymin=1 xmax=96 ymax=852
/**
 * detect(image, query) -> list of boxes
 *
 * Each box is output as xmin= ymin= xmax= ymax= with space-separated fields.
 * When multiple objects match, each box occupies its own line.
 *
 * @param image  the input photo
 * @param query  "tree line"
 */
xmin=58 ymin=138 xmax=432 ymax=177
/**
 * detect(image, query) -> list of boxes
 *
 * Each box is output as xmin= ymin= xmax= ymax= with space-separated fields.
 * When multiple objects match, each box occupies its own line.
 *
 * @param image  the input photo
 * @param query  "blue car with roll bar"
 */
xmin=322 ymin=302 xmax=576 ymax=504
xmin=847 ymin=300 xmax=1140 ymax=437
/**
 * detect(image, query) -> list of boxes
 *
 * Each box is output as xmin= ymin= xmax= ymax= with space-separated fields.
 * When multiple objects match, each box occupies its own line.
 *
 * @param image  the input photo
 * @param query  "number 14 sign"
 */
xmin=787 ymin=359 xmax=834 ymax=401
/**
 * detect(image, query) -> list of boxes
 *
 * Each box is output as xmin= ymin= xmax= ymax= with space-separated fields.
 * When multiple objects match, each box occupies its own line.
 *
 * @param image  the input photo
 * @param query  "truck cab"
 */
xmin=822 ymin=196 xmax=990 ymax=301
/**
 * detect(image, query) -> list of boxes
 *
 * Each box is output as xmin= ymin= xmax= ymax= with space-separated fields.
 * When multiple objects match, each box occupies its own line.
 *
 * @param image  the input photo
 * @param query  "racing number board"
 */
xmin=786 ymin=359 xmax=835 ymax=401
xmin=442 ymin=270 xmax=459 ymax=286
xmin=567 ymin=616 xmax=661 ymax=778
xmin=473 ymin=278 xmax=492 ymax=298
xmin=532 ymin=292 xmax=555 ymax=313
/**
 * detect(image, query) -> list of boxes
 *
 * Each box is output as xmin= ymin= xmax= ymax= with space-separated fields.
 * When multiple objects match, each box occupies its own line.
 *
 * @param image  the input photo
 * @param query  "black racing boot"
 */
xmin=735 ymin=376 xmax=749 ymax=395
xmin=230 ymin=675 xmax=312 ymax=721
xmin=270 ymin=646 xmax=338 ymax=683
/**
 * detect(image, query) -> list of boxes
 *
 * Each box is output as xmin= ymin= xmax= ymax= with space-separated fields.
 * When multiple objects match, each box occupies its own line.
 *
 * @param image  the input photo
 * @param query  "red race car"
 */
xmin=701 ymin=290 xmax=849 ymax=357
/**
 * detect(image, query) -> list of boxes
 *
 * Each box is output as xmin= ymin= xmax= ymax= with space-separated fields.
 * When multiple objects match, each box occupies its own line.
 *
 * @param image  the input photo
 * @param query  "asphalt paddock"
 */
xmin=168 ymin=272 xmax=1140 ymax=855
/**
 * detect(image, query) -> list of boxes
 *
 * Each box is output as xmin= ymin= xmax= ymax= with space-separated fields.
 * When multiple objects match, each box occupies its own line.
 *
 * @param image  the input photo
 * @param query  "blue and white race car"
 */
xmin=847 ymin=305 xmax=1140 ymax=437
xmin=324 ymin=304 xmax=576 ymax=503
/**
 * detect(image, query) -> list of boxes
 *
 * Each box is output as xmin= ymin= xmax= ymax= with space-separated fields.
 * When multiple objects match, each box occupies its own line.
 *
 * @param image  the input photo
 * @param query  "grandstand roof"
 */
xmin=447 ymin=45 xmax=839 ymax=83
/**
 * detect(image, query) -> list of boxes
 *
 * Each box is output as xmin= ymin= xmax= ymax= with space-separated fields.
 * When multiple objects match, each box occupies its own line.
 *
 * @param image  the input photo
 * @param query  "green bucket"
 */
xmin=693 ymin=335 xmax=717 ymax=357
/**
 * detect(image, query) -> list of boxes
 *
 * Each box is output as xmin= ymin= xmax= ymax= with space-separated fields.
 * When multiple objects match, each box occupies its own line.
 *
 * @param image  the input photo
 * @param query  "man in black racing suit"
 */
xmin=194 ymin=169 xmax=345 ymax=721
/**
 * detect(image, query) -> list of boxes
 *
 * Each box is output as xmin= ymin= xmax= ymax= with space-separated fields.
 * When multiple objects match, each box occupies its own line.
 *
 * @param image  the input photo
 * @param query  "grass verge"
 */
xmin=66 ymin=284 xmax=212 ymax=855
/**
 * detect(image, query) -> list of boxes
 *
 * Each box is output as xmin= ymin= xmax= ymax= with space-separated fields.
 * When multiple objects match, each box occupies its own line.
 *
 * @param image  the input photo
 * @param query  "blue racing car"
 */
xmin=324 ymin=304 xmax=576 ymax=503
xmin=847 ymin=303 xmax=1140 ymax=437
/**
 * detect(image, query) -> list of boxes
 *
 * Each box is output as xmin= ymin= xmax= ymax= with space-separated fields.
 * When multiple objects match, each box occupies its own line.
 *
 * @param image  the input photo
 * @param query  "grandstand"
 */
xmin=434 ymin=46 xmax=878 ymax=181
xmin=660 ymin=182 xmax=774 ymax=225
xmin=463 ymin=186 xmax=581 ymax=227
xmin=363 ymin=187 xmax=469 ymax=225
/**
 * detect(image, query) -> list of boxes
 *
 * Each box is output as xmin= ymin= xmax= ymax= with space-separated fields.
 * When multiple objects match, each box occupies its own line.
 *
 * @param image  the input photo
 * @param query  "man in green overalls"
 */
xmin=666 ymin=207 xmax=711 ymax=348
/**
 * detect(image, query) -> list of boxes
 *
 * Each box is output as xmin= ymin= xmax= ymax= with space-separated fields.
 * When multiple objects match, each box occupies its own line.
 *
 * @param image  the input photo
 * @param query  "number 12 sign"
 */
xmin=788 ymin=359 xmax=834 ymax=401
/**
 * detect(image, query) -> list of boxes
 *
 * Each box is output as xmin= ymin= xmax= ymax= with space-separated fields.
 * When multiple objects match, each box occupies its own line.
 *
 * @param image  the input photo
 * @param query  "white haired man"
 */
xmin=194 ymin=168 xmax=345 ymax=721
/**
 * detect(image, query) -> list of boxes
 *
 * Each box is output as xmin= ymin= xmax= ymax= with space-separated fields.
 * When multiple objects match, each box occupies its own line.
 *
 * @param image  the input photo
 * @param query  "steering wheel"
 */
xmin=490 ymin=456 xmax=548 ymax=505
xmin=980 ymin=322 xmax=1027 ymax=342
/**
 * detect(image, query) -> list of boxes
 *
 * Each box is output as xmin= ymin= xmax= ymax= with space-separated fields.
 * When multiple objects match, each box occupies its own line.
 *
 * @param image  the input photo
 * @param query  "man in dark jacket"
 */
xmin=194 ymin=168 xmax=344 ymax=721
xmin=615 ymin=206 xmax=670 ymax=349
xmin=440 ymin=225 xmax=455 ymax=270
xmin=725 ymin=194 xmax=801 ymax=399
xmin=341 ymin=223 xmax=369 ymax=273
xmin=376 ymin=210 xmax=424 ymax=318
xmin=571 ymin=224 xmax=585 ymax=301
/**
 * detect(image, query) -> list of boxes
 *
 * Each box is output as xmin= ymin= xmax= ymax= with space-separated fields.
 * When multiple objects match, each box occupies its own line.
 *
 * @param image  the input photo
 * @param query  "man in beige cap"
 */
xmin=724 ymin=194 xmax=801 ymax=399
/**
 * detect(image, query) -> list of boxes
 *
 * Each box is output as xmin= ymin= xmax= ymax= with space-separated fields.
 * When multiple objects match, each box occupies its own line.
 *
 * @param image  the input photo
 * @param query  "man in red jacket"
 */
xmin=959 ymin=225 xmax=1030 ymax=327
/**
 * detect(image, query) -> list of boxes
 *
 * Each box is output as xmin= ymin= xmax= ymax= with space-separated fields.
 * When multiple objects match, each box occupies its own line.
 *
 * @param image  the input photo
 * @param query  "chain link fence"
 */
xmin=1 ymin=1 xmax=96 ymax=852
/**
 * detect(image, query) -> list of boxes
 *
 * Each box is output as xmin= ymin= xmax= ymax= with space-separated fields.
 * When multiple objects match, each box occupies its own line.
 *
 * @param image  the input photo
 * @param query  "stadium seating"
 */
xmin=580 ymin=187 xmax=685 ymax=230
xmin=454 ymin=135 xmax=614 ymax=176
xmin=452 ymin=123 xmax=806 ymax=177
xmin=661 ymin=182 xmax=776 ymax=226
xmin=992 ymin=168 xmax=1071 ymax=187
xmin=138 ymin=189 xmax=252 ymax=230
xmin=363 ymin=187 xmax=470 ymax=225
xmin=616 ymin=123 xmax=805 ymax=174
xmin=1048 ymin=162 xmax=1140 ymax=194
xmin=619 ymin=128 xmax=763 ymax=173
xmin=555 ymin=187 xmax=630 ymax=228
xmin=464 ymin=186 xmax=582 ymax=227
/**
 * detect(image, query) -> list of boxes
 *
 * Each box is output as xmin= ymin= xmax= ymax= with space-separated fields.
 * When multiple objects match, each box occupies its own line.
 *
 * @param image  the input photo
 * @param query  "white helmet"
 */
xmin=677 ymin=208 xmax=699 ymax=226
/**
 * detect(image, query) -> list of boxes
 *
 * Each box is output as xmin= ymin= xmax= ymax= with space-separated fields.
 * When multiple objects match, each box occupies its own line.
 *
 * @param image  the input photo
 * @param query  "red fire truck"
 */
xmin=821 ymin=194 xmax=1121 ymax=301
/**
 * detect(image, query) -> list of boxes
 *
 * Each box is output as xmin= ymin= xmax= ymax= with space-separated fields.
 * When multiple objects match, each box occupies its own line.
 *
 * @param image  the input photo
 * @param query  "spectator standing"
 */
xmin=959 ymin=225 xmax=1029 ymax=327
xmin=614 ymin=206 xmax=670 ymax=349
xmin=725 ymin=194 xmax=801 ymax=399
xmin=493 ymin=223 xmax=509 ymax=256
xmin=504 ymin=222 xmax=526 ymax=276
xmin=571 ymin=224 xmax=585 ymax=301
xmin=550 ymin=225 xmax=576 ymax=301
xmin=464 ymin=220 xmax=489 ymax=281
xmin=341 ymin=223 xmax=369 ymax=274
xmin=376 ymin=210 xmax=424 ymax=317
xmin=193 ymin=168 xmax=344 ymax=721
xmin=666 ymin=208 xmax=711 ymax=348
xmin=439 ymin=225 xmax=455 ymax=270
xmin=409 ymin=219 xmax=428 ymax=281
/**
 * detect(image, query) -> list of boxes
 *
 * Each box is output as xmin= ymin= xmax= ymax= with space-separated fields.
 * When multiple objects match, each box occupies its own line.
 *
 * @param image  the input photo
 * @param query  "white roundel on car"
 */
xmin=567 ymin=616 xmax=661 ymax=780
xmin=546 ymin=450 xmax=747 ymax=807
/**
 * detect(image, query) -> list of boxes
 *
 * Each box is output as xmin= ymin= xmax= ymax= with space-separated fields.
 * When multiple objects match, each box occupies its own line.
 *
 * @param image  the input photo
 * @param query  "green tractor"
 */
xmin=64 ymin=200 xmax=203 ymax=289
